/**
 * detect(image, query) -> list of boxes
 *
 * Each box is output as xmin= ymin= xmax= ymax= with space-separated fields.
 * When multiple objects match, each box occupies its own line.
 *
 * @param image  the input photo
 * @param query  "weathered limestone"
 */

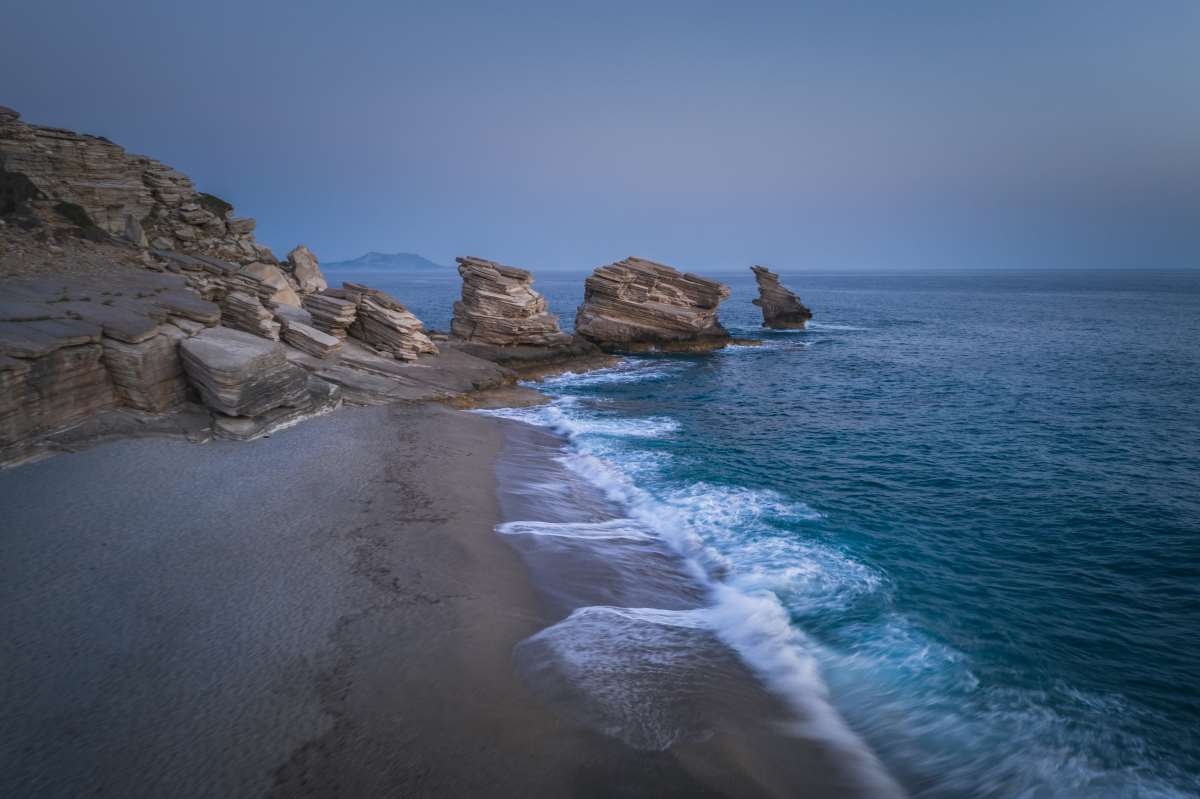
xmin=101 ymin=326 xmax=189 ymax=412
xmin=329 ymin=283 xmax=438 ymax=361
xmin=751 ymin=266 xmax=812 ymax=329
xmin=0 ymin=106 xmax=270 ymax=264
xmin=302 ymin=292 xmax=358 ymax=339
xmin=219 ymin=291 xmax=281 ymax=341
xmin=286 ymin=245 xmax=327 ymax=294
xmin=451 ymin=256 xmax=571 ymax=346
xmin=282 ymin=320 xmax=342 ymax=359
xmin=574 ymin=257 xmax=731 ymax=351
xmin=179 ymin=327 xmax=308 ymax=417
xmin=0 ymin=320 xmax=116 ymax=454
xmin=241 ymin=262 xmax=301 ymax=308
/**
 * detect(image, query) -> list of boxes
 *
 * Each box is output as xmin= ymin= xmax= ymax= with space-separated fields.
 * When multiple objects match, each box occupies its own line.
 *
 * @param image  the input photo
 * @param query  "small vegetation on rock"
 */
xmin=199 ymin=192 xmax=233 ymax=219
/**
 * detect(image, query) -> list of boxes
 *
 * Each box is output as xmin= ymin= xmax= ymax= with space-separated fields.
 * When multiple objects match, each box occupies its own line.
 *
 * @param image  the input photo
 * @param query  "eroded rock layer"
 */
xmin=451 ymin=256 xmax=570 ymax=346
xmin=751 ymin=266 xmax=812 ymax=329
xmin=574 ymin=257 xmax=731 ymax=351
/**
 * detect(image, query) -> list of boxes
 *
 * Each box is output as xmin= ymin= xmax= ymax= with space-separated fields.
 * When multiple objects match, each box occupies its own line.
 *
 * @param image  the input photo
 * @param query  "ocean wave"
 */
xmin=536 ymin=360 xmax=690 ymax=388
xmin=806 ymin=322 xmax=869 ymax=331
xmin=498 ymin=518 xmax=655 ymax=542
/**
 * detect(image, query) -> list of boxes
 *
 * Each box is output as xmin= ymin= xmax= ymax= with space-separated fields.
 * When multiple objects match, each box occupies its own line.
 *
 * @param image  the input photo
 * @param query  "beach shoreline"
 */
xmin=0 ymin=399 xmax=876 ymax=798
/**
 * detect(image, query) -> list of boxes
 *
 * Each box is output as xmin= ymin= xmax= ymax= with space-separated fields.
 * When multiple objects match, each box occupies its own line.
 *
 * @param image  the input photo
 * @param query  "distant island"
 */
xmin=323 ymin=251 xmax=449 ymax=271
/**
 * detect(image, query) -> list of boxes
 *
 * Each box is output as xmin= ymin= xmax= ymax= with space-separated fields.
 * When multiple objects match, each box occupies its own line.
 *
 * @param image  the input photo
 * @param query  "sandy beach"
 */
xmin=0 ymin=403 xmax=884 ymax=798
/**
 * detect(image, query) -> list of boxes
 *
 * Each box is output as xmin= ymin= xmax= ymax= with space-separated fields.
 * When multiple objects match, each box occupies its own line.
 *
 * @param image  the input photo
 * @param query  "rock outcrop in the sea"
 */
xmin=574 ymin=257 xmax=731 ymax=352
xmin=451 ymin=256 xmax=571 ymax=346
xmin=751 ymin=266 xmax=812 ymax=329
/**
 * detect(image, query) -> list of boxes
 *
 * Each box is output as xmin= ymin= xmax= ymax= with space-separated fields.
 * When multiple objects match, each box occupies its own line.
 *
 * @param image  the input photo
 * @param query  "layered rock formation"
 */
xmin=0 ymin=106 xmax=272 ymax=264
xmin=574 ymin=257 xmax=731 ymax=351
xmin=451 ymin=256 xmax=571 ymax=346
xmin=324 ymin=283 xmax=438 ymax=361
xmin=751 ymin=266 xmax=812 ymax=329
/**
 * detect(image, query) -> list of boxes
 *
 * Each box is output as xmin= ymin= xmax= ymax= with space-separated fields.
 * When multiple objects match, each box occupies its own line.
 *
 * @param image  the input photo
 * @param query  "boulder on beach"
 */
xmin=751 ymin=266 xmax=812 ymax=329
xmin=451 ymin=256 xmax=571 ymax=347
xmin=179 ymin=327 xmax=308 ymax=417
xmin=574 ymin=257 xmax=731 ymax=352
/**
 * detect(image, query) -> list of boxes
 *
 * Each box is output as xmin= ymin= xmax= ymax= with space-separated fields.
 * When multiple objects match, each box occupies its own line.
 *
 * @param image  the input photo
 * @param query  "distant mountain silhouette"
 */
xmin=323 ymin=251 xmax=449 ymax=271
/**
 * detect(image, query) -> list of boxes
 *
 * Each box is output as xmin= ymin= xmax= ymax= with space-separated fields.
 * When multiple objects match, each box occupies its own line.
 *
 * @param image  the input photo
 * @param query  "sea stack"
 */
xmin=574 ymin=257 xmax=731 ymax=352
xmin=451 ymin=256 xmax=571 ymax=346
xmin=751 ymin=265 xmax=812 ymax=329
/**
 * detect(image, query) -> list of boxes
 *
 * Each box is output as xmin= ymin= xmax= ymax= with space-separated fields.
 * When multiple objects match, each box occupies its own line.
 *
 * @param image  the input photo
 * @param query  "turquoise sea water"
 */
xmin=335 ymin=267 xmax=1200 ymax=797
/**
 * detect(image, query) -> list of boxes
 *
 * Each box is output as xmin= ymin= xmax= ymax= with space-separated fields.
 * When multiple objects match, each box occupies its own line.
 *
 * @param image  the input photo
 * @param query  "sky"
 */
xmin=3 ymin=0 xmax=1198 ymax=271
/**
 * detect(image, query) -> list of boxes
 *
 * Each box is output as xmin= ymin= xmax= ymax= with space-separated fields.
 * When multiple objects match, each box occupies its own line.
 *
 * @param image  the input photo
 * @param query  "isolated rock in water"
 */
xmin=574 ymin=257 xmax=731 ymax=351
xmin=751 ymin=266 xmax=811 ymax=329
xmin=451 ymin=256 xmax=571 ymax=346
xmin=180 ymin=327 xmax=308 ymax=417
xmin=302 ymin=292 xmax=358 ymax=339
xmin=282 ymin=319 xmax=342 ymax=359
xmin=331 ymin=283 xmax=438 ymax=361
xmin=286 ymin=245 xmax=327 ymax=294
xmin=241 ymin=262 xmax=301 ymax=308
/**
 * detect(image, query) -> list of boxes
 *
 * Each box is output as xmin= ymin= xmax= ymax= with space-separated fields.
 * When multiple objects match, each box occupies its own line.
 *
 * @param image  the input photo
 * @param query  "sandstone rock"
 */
xmin=302 ymin=292 xmax=357 ymax=339
xmin=574 ymin=257 xmax=731 ymax=351
xmin=101 ymin=326 xmax=189 ymax=412
xmin=0 ymin=340 xmax=115 ymax=453
xmin=211 ymin=377 xmax=341 ymax=441
xmin=334 ymin=283 xmax=438 ymax=361
xmin=451 ymin=256 xmax=571 ymax=346
xmin=219 ymin=291 xmax=281 ymax=341
xmin=286 ymin=245 xmax=327 ymax=294
xmin=241 ymin=262 xmax=301 ymax=308
xmin=180 ymin=327 xmax=308 ymax=417
xmin=282 ymin=319 xmax=342 ymax=359
xmin=274 ymin=304 xmax=313 ymax=328
xmin=123 ymin=214 xmax=148 ymax=248
xmin=751 ymin=265 xmax=812 ymax=329
xmin=0 ymin=107 xmax=274 ymax=265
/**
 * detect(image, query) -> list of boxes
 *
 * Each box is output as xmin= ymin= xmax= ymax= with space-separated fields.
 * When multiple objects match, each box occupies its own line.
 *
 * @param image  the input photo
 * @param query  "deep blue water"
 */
xmin=334 ymin=267 xmax=1200 ymax=797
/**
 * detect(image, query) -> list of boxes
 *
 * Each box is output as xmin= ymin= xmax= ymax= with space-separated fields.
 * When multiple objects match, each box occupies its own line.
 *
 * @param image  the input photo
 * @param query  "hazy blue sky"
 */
xmin=4 ymin=1 xmax=1198 ymax=270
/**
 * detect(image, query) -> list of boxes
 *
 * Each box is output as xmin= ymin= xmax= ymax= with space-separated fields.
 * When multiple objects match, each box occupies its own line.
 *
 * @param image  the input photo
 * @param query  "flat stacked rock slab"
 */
xmin=282 ymin=320 xmax=342 ymax=359
xmin=302 ymin=292 xmax=358 ymax=339
xmin=574 ymin=257 xmax=732 ymax=352
xmin=451 ymin=256 xmax=572 ymax=346
xmin=180 ymin=327 xmax=308 ymax=417
xmin=329 ymin=283 xmax=438 ymax=361
xmin=751 ymin=265 xmax=812 ymax=329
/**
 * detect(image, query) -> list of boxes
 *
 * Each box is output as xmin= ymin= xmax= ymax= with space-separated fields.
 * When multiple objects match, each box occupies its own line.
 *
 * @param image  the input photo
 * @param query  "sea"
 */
xmin=331 ymin=266 xmax=1200 ymax=798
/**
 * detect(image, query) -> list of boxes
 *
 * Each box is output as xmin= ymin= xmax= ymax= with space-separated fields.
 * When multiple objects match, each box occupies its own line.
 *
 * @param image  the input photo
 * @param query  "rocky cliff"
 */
xmin=0 ymin=105 xmax=273 ymax=265
xmin=574 ymin=257 xmax=731 ymax=352
xmin=0 ymin=109 xmax=530 ymax=465
xmin=451 ymin=256 xmax=571 ymax=346
xmin=750 ymin=265 xmax=812 ymax=329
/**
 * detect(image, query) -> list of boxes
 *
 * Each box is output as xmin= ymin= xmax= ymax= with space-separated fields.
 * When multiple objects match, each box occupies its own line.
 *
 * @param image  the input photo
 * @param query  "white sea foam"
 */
xmin=536 ymin=360 xmax=689 ymax=388
xmin=498 ymin=519 xmax=654 ymax=542
xmin=806 ymin=321 xmax=869 ymax=331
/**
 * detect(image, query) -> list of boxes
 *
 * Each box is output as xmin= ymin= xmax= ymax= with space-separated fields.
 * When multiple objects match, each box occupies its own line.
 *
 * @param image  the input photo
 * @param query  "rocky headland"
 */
xmin=574 ymin=256 xmax=733 ymax=352
xmin=751 ymin=265 xmax=812 ymax=329
xmin=0 ymin=107 xmax=771 ymax=465
xmin=0 ymin=107 xmax=559 ymax=465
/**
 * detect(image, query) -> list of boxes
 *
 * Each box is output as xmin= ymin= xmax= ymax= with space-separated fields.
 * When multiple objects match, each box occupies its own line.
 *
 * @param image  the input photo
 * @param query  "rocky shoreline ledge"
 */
xmin=1 ymin=106 xmax=817 ymax=466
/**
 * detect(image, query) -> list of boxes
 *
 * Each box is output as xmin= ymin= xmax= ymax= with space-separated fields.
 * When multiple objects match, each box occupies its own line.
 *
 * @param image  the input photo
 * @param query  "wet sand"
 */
xmin=0 ymin=403 xmax=883 ymax=798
